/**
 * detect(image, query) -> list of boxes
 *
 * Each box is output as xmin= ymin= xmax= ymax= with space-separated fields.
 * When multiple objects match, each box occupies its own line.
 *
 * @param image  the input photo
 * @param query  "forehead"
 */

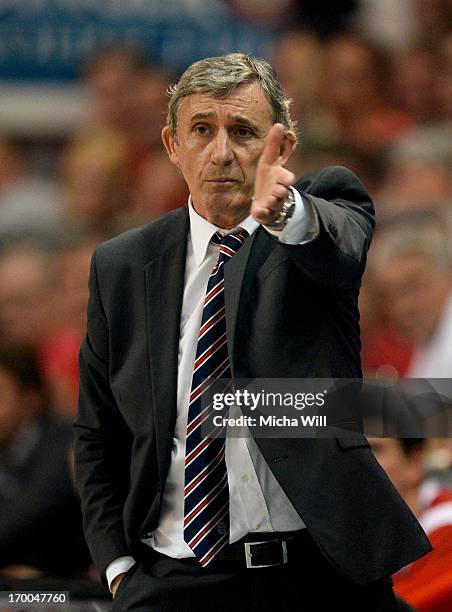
xmin=177 ymin=81 xmax=274 ymax=127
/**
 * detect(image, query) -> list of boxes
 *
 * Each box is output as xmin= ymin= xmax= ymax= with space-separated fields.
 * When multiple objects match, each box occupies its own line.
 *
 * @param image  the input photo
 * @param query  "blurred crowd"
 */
xmin=1 ymin=0 xmax=452 ymax=609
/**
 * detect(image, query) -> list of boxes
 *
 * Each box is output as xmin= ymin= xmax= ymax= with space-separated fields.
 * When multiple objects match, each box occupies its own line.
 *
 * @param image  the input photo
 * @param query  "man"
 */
xmin=74 ymin=53 xmax=431 ymax=611
xmin=371 ymin=220 xmax=452 ymax=378
xmin=0 ymin=244 xmax=57 ymax=351
xmin=369 ymin=437 xmax=452 ymax=612
xmin=0 ymin=345 xmax=89 ymax=577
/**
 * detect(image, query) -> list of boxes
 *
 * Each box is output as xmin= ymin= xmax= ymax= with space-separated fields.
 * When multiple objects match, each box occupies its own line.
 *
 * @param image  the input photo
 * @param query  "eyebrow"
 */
xmin=190 ymin=112 xmax=216 ymax=122
xmin=190 ymin=112 xmax=262 ymax=134
xmin=230 ymin=114 xmax=261 ymax=133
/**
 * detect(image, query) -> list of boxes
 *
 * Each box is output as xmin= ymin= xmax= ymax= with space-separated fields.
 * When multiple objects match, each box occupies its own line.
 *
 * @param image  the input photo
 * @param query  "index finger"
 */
xmin=259 ymin=123 xmax=286 ymax=166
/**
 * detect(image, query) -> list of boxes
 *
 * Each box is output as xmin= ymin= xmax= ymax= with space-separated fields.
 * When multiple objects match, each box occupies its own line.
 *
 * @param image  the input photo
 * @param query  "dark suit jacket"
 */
xmin=74 ymin=166 xmax=432 ymax=587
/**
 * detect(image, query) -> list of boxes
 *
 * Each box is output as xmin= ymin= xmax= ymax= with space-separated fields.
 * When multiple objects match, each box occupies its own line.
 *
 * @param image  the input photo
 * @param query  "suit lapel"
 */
xmin=145 ymin=208 xmax=188 ymax=486
xmin=224 ymin=227 xmax=290 ymax=375
xmin=223 ymin=230 xmax=255 ymax=374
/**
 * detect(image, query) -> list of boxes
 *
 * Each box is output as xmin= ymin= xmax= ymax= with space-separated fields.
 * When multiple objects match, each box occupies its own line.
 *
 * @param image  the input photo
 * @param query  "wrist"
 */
xmin=262 ymin=190 xmax=296 ymax=230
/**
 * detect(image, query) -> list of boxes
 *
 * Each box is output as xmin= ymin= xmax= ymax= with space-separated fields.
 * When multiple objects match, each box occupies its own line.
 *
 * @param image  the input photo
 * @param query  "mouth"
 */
xmin=206 ymin=178 xmax=239 ymax=183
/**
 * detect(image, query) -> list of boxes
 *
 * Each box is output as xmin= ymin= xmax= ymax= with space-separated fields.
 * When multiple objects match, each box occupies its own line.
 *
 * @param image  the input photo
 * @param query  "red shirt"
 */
xmin=394 ymin=482 xmax=452 ymax=612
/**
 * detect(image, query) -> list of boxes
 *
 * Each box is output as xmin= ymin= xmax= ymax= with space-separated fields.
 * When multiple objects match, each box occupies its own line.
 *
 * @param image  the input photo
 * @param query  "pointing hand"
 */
xmin=251 ymin=123 xmax=296 ymax=226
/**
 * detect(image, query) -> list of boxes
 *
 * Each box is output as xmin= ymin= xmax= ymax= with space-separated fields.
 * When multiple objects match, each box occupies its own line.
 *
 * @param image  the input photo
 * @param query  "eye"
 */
xmin=233 ymin=126 xmax=254 ymax=138
xmin=193 ymin=124 xmax=210 ymax=136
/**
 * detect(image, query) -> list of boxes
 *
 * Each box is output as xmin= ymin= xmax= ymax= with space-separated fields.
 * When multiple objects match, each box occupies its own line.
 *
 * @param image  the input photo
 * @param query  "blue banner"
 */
xmin=0 ymin=0 xmax=274 ymax=81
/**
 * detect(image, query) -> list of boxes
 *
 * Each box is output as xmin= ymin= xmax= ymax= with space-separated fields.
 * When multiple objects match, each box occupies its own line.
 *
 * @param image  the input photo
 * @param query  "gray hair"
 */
xmin=372 ymin=221 xmax=452 ymax=272
xmin=166 ymin=53 xmax=296 ymax=138
xmin=388 ymin=125 xmax=452 ymax=168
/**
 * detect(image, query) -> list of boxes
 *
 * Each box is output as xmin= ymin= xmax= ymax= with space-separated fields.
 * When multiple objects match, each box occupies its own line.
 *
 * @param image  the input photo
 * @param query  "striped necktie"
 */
xmin=183 ymin=229 xmax=248 ymax=567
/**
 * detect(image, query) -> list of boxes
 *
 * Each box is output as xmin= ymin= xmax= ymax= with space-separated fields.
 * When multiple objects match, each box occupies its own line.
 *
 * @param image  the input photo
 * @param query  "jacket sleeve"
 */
xmin=73 ymin=249 xmax=133 ymax=582
xmin=287 ymin=165 xmax=375 ymax=290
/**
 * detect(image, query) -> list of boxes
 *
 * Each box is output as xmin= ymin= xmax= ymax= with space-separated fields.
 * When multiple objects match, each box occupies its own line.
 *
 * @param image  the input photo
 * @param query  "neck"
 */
xmin=191 ymin=201 xmax=250 ymax=230
xmin=211 ymin=215 xmax=248 ymax=229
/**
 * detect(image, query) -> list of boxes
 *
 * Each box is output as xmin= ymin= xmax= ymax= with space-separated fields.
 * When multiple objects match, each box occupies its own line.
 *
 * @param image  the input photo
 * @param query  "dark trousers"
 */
xmin=112 ymin=532 xmax=398 ymax=612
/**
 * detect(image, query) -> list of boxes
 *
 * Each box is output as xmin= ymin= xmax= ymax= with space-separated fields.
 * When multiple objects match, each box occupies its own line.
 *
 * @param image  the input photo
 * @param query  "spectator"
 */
xmin=0 ymin=138 xmax=63 ymax=245
xmin=0 ymin=345 xmax=90 ymax=576
xmin=392 ymin=46 xmax=444 ymax=124
xmin=371 ymin=222 xmax=452 ymax=378
xmin=0 ymin=243 xmax=92 ymax=421
xmin=369 ymin=437 xmax=452 ymax=612
xmin=72 ymin=46 xmax=183 ymax=228
xmin=360 ymin=268 xmax=413 ymax=377
xmin=321 ymin=34 xmax=413 ymax=154
xmin=228 ymin=0 xmax=357 ymax=34
xmin=61 ymin=132 xmax=131 ymax=237
xmin=227 ymin=0 xmax=298 ymax=29
xmin=39 ymin=237 xmax=99 ymax=420
xmin=84 ymin=46 xmax=173 ymax=185
xmin=129 ymin=152 xmax=188 ymax=227
xmin=0 ymin=244 xmax=58 ymax=352
xmin=353 ymin=0 xmax=419 ymax=51
xmin=376 ymin=125 xmax=452 ymax=218
xmin=370 ymin=221 xmax=452 ymax=473
xmin=271 ymin=29 xmax=326 ymax=148
xmin=354 ymin=0 xmax=451 ymax=50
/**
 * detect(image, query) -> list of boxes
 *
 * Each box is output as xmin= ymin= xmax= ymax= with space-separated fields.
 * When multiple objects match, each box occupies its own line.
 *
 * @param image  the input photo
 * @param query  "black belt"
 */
xmin=217 ymin=529 xmax=308 ymax=569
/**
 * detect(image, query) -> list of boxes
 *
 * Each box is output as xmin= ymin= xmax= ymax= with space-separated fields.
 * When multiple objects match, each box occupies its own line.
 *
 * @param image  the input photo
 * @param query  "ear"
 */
xmin=161 ymin=126 xmax=179 ymax=166
xmin=279 ymin=130 xmax=297 ymax=166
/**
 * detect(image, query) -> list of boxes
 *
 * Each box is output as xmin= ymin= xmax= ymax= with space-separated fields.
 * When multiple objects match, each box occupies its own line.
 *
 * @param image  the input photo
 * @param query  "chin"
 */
xmin=215 ymin=198 xmax=249 ymax=214
xmin=205 ymin=204 xmax=250 ymax=229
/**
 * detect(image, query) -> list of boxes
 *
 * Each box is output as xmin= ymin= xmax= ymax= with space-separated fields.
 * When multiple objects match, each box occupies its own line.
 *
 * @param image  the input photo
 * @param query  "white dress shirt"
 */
xmin=106 ymin=189 xmax=319 ymax=589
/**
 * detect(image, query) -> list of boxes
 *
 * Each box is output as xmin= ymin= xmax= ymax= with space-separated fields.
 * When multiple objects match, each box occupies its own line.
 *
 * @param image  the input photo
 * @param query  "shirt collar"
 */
xmin=188 ymin=196 xmax=259 ymax=267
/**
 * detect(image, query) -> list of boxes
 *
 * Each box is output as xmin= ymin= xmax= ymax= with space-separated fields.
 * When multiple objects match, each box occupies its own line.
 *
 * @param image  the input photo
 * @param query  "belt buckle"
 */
xmin=244 ymin=539 xmax=289 ymax=569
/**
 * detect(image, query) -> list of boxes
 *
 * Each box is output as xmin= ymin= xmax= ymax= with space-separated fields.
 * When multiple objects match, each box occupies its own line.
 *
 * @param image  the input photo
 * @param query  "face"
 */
xmin=324 ymin=38 xmax=378 ymax=114
xmin=162 ymin=81 xmax=295 ymax=228
xmin=0 ymin=254 xmax=54 ymax=347
xmin=368 ymin=438 xmax=422 ymax=498
xmin=375 ymin=252 xmax=451 ymax=343
xmin=88 ymin=56 xmax=141 ymax=129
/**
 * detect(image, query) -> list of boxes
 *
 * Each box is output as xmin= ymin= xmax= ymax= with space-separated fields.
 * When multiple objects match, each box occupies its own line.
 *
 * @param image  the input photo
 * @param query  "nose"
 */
xmin=210 ymin=129 xmax=234 ymax=166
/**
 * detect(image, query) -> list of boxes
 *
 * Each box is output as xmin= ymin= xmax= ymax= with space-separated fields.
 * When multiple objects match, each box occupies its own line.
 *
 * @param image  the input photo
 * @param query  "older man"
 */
xmin=74 ymin=53 xmax=431 ymax=611
xmin=371 ymin=220 xmax=452 ymax=378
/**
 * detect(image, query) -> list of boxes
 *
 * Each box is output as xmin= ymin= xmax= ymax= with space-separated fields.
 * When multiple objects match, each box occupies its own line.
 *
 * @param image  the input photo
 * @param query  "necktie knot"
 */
xmin=211 ymin=229 xmax=248 ymax=266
